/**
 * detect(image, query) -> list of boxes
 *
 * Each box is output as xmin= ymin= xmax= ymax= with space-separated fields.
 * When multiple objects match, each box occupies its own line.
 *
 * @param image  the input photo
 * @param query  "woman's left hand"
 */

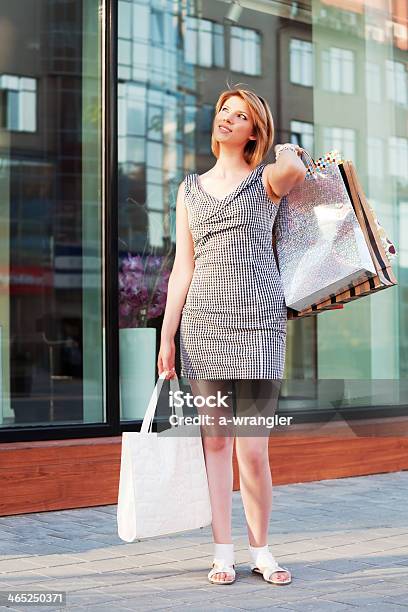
xmin=274 ymin=143 xmax=303 ymax=157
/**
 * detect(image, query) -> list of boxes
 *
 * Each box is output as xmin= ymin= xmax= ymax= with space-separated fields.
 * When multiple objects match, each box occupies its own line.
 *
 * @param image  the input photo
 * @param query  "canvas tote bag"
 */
xmin=117 ymin=371 xmax=212 ymax=541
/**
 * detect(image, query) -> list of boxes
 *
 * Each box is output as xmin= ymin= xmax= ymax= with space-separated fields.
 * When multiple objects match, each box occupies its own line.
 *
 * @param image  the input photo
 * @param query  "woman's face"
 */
xmin=213 ymin=95 xmax=256 ymax=147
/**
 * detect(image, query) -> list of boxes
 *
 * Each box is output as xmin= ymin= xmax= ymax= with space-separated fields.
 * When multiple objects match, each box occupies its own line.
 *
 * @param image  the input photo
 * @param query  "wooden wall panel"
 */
xmin=0 ymin=437 xmax=121 ymax=516
xmin=1 ymin=419 xmax=408 ymax=516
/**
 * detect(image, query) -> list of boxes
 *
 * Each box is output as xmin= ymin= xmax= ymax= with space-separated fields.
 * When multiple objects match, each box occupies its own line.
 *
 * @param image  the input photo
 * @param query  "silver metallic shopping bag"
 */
xmin=274 ymin=149 xmax=377 ymax=312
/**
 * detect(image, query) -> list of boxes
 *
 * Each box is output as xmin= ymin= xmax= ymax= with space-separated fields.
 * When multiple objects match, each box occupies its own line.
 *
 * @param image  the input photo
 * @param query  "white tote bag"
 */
xmin=117 ymin=371 xmax=212 ymax=541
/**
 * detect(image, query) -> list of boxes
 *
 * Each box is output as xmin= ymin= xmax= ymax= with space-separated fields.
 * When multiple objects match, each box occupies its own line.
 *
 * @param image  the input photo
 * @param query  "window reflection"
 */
xmin=116 ymin=0 xmax=408 ymax=420
xmin=185 ymin=17 xmax=225 ymax=67
xmin=365 ymin=60 xmax=381 ymax=103
xmin=388 ymin=136 xmax=408 ymax=180
xmin=230 ymin=26 xmax=261 ymax=75
xmin=385 ymin=59 xmax=408 ymax=106
xmin=290 ymin=38 xmax=314 ymax=87
xmin=0 ymin=0 xmax=104 ymax=429
xmin=0 ymin=75 xmax=37 ymax=133
xmin=323 ymin=126 xmax=356 ymax=163
xmin=322 ymin=47 xmax=355 ymax=94
xmin=290 ymin=120 xmax=315 ymax=155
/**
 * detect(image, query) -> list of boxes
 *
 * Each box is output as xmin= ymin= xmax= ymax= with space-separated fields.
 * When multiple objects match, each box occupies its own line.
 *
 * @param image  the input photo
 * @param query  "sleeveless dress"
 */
xmin=180 ymin=162 xmax=287 ymax=380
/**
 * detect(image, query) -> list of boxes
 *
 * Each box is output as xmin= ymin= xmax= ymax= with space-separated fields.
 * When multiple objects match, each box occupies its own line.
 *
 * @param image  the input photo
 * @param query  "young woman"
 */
xmin=158 ymin=88 xmax=306 ymax=585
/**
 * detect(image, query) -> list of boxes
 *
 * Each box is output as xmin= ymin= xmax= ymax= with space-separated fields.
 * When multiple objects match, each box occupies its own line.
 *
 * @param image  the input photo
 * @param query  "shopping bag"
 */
xmin=339 ymin=160 xmax=397 ymax=288
xmin=272 ymin=230 xmax=345 ymax=319
xmin=285 ymin=158 xmax=397 ymax=318
xmin=274 ymin=149 xmax=377 ymax=312
xmin=117 ymin=371 xmax=212 ymax=541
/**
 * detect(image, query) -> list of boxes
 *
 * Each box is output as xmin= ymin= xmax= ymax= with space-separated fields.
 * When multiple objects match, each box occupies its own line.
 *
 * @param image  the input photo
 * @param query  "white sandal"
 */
xmin=249 ymin=545 xmax=292 ymax=585
xmin=208 ymin=543 xmax=236 ymax=585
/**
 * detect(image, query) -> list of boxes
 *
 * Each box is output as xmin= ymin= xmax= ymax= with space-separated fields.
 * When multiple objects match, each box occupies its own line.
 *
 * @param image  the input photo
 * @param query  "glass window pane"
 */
xmin=119 ymin=0 xmax=132 ymax=39
xmin=1 ymin=75 xmax=19 ymax=90
xmin=214 ymin=24 xmax=225 ymax=67
xmin=291 ymin=120 xmax=315 ymax=154
xmin=367 ymin=136 xmax=383 ymax=178
xmin=184 ymin=17 xmax=197 ymax=64
xmin=133 ymin=3 xmax=149 ymax=42
xmin=20 ymin=77 xmax=36 ymax=92
xmin=19 ymin=90 xmax=36 ymax=132
xmin=119 ymin=39 xmax=132 ymax=66
xmin=366 ymin=61 xmax=381 ymax=103
xmin=6 ymin=90 xmax=19 ymax=130
xmin=291 ymin=38 xmax=313 ymax=86
xmin=113 ymin=0 xmax=407 ymax=427
xmin=198 ymin=20 xmax=212 ymax=67
xmin=0 ymin=0 xmax=105 ymax=429
xmin=230 ymin=25 xmax=260 ymax=75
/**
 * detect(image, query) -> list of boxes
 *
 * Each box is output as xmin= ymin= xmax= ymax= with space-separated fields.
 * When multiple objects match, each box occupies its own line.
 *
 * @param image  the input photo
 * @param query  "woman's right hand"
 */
xmin=157 ymin=337 xmax=176 ymax=380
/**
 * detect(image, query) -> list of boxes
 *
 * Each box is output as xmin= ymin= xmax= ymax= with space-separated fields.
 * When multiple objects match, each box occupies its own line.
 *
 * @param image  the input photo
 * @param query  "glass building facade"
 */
xmin=1 ymin=0 xmax=407 ymax=441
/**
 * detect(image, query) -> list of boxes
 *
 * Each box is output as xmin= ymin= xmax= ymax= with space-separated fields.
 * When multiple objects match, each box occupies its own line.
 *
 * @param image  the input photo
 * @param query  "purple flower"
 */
xmin=118 ymin=252 xmax=172 ymax=328
xmin=122 ymin=253 xmax=144 ymax=272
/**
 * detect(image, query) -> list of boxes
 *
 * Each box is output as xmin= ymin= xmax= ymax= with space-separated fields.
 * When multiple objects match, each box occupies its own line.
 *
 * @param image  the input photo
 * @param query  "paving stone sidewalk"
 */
xmin=0 ymin=471 xmax=407 ymax=611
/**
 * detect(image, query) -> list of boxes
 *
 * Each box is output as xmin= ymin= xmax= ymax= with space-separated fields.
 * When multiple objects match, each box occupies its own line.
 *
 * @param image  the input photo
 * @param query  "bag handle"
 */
xmin=140 ymin=371 xmax=183 ymax=434
xmin=300 ymin=148 xmax=317 ymax=175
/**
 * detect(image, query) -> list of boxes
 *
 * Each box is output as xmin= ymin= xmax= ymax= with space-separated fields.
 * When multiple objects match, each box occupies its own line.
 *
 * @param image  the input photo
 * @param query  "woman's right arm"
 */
xmin=157 ymin=180 xmax=195 ymax=379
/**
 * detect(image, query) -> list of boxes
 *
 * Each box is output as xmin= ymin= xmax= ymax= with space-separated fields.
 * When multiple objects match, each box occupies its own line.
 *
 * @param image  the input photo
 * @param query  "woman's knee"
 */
xmin=203 ymin=435 xmax=234 ymax=454
xmin=237 ymin=441 xmax=269 ymax=472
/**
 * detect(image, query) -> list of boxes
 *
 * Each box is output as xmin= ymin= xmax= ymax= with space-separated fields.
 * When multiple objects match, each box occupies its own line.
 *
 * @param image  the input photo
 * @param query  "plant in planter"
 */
xmin=118 ymin=252 xmax=172 ymax=420
xmin=119 ymin=253 xmax=171 ymax=328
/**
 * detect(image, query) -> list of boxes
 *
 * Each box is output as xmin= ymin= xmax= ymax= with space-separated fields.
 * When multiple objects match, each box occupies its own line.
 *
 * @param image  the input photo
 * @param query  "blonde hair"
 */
xmin=210 ymin=86 xmax=275 ymax=168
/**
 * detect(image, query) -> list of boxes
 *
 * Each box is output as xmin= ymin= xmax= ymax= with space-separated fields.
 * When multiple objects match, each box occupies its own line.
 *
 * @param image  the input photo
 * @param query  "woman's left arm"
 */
xmin=264 ymin=147 xmax=307 ymax=204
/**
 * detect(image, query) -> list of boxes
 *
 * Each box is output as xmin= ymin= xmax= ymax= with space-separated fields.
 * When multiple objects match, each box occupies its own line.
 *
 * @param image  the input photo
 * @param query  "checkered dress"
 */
xmin=180 ymin=163 xmax=287 ymax=380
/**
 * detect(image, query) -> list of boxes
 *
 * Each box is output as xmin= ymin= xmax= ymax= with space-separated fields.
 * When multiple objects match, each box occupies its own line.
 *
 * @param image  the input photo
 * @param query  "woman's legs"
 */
xmin=235 ymin=434 xmax=271 ymax=547
xmin=234 ymin=379 xmax=290 ymax=583
xmin=188 ymin=378 xmax=235 ymax=583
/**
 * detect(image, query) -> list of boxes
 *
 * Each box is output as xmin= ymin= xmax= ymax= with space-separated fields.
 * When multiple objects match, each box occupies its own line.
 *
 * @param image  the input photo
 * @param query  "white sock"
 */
xmin=214 ymin=542 xmax=234 ymax=565
xmin=248 ymin=543 xmax=270 ymax=565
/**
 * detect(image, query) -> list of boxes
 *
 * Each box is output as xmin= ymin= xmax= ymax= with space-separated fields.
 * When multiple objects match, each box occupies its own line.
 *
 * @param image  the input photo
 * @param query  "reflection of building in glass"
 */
xmin=118 ymin=0 xmax=191 ymax=252
xmin=290 ymin=119 xmax=314 ymax=152
xmin=0 ymin=0 xmax=103 ymax=427
xmin=116 ymin=0 xmax=407 ymax=387
xmin=230 ymin=25 xmax=261 ymax=75
xmin=290 ymin=38 xmax=314 ymax=86
xmin=0 ymin=75 xmax=37 ymax=132
xmin=185 ymin=16 xmax=225 ymax=67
